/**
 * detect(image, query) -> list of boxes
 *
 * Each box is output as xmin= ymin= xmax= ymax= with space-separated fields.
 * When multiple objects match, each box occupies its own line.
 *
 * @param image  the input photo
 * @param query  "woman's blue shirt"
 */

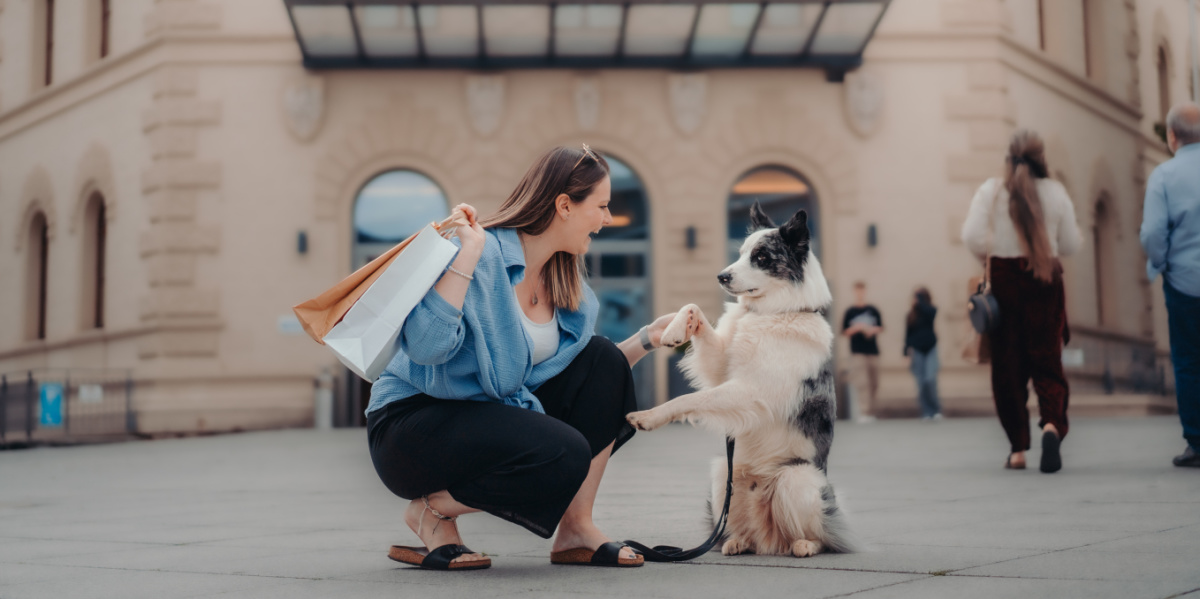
xmin=366 ymin=227 xmax=598 ymax=415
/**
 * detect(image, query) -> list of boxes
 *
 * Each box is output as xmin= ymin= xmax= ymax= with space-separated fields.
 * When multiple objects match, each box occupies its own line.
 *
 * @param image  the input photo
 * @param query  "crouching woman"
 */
xmin=367 ymin=145 xmax=686 ymax=571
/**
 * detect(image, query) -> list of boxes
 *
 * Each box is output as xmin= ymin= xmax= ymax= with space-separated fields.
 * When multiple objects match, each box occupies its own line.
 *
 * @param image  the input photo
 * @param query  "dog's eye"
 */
xmin=754 ymin=253 xmax=769 ymax=266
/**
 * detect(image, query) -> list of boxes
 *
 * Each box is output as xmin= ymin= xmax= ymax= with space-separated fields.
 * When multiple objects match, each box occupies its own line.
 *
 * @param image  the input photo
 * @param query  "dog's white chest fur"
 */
xmin=685 ymin=302 xmax=833 ymax=392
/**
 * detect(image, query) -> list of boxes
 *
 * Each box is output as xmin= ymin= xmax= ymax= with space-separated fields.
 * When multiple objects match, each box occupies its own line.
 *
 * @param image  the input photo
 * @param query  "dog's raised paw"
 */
xmin=791 ymin=539 xmax=822 ymax=558
xmin=626 ymin=410 xmax=664 ymax=431
xmin=660 ymin=320 xmax=689 ymax=347
xmin=660 ymin=304 xmax=700 ymax=347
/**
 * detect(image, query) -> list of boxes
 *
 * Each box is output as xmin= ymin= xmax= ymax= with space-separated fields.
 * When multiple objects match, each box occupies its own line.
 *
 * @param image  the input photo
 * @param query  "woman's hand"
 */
xmin=453 ymin=203 xmax=486 ymax=262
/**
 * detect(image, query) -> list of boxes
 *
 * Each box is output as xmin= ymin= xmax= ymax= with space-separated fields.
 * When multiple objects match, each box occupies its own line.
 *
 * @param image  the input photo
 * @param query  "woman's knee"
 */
xmin=586 ymin=336 xmax=630 ymax=368
xmin=541 ymin=429 xmax=592 ymax=496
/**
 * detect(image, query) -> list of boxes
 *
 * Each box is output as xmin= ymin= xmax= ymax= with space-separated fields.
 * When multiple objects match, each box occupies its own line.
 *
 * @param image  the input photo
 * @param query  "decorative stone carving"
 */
xmin=667 ymin=74 xmax=707 ymax=135
xmin=282 ymin=74 xmax=326 ymax=143
xmin=843 ymin=69 xmax=885 ymax=138
xmin=465 ymin=75 xmax=506 ymax=137
xmin=575 ymin=76 xmax=600 ymax=131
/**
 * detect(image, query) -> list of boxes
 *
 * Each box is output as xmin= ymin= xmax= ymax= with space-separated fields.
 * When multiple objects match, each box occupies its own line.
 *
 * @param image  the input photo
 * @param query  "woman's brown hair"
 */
xmin=480 ymin=145 xmax=610 ymax=311
xmin=1003 ymin=130 xmax=1056 ymax=282
xmin=906 ymin=287 xmax=933 ymax=327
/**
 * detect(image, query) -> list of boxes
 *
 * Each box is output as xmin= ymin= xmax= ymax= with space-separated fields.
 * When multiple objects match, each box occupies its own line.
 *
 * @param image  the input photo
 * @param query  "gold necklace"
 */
xmin=531 ymin=290 xmax=539 ymax=306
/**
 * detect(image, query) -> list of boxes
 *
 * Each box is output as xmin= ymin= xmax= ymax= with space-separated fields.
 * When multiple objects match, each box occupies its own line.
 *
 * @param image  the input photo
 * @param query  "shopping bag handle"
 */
xmin=435 ymin=209 xmax=473 ymax=240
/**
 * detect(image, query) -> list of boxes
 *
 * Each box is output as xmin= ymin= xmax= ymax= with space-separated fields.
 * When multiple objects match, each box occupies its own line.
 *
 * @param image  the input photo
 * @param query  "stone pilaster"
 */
xmin=139 ymin=66 xmax=222 ymax=359
xmin=941 ymin=8 xmax=1017 ymax=331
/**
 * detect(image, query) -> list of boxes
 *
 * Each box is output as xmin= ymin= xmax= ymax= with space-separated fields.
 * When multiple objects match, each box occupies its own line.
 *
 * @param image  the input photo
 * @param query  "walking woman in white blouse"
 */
xmin=961 ymin=130 xmax=1082 ymax=473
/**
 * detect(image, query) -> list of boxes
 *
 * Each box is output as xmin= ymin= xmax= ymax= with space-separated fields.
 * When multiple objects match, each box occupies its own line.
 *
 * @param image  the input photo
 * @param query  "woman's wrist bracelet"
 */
xmin=446 ymin=265 xmax=474 ymax=281
xmin=638 ymin=326 xmax=655 ymax=351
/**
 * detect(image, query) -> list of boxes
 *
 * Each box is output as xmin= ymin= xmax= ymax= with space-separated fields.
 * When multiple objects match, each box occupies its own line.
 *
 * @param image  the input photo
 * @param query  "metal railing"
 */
xmin=1062 ymin=326 xmax=1169 ymax=395
xmin=0 ymin=369 xmax=135 ymax=447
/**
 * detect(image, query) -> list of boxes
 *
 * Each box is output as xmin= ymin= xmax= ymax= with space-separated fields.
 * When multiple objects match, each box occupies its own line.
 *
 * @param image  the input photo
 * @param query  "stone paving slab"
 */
xmin=1 ymin=416 xmax=1199 ymax=599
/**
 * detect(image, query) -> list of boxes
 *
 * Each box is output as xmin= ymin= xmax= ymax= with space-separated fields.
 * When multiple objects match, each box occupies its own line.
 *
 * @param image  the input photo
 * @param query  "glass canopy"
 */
xmin=285 ymin=1 xmax=890 ymax=77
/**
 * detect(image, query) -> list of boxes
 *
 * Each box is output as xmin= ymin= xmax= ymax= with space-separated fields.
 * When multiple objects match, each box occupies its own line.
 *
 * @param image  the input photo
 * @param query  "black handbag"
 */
xmin=967 ymin=182 xmax=1001 ymax=334
xmin=967 ymin=278 xmax=999 ymax=334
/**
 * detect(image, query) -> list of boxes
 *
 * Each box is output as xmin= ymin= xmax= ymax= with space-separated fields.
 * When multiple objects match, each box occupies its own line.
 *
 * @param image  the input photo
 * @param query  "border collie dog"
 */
xmin=626 ymin=202 xmax=859 ymax=558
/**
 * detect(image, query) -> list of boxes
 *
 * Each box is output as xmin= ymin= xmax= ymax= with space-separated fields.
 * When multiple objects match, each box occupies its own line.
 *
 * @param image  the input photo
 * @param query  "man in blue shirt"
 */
xmin=1140 ymin=101 xmax=1200 ymax=468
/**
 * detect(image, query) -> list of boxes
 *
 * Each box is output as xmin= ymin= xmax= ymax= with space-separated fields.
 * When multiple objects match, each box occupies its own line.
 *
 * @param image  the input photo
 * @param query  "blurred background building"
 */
xmin=0 ymin=0 xmax=1196 ymax=436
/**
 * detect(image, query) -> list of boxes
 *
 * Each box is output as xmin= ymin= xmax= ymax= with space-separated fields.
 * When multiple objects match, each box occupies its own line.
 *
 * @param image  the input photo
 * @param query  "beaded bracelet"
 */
xmin=446 ymin=265 xmax=474 ymax=281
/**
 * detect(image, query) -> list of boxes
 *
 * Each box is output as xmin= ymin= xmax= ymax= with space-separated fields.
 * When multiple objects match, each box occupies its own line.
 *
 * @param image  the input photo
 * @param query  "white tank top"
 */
xmin=518 ymin=307 xmax=560 ymax=365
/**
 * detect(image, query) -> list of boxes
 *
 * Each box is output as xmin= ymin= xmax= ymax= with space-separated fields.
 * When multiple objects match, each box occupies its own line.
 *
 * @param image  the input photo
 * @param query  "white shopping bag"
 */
xmin=322 ymin=224 xmax=459 ymax=381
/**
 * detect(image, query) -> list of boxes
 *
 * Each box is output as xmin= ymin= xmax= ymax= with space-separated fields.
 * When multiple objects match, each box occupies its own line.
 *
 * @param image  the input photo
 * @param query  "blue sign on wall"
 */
xmin=39 ymin=382 xmax=63 ymax=428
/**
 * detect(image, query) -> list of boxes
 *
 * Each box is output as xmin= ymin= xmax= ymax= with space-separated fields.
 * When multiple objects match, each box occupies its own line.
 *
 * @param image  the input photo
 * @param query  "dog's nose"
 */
xmin=717 ymin=272 xmax=732 ymax=286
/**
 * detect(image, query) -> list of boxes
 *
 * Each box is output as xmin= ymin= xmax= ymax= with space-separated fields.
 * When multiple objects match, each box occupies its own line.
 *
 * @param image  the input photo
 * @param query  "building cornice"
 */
xmin=870 ymin=30 xmax=1145 ymax=136
xmin=0 ymin=35 xmax=299 ymax=143
xmin=997 ymin=33 xmax=1143 ymax=134
xmin=0 ymin=321 xmax=222 ymax=361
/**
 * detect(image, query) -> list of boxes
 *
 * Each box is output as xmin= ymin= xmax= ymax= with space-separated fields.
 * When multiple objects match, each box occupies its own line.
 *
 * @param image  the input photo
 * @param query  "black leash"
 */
xmin=624 ymin=437 xmax=734 ymax=562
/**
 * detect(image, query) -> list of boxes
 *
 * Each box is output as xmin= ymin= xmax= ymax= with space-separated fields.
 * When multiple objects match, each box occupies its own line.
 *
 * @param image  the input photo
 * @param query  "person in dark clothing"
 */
xmin=904 ymin=288 xmax=941 ymax=421
xmin=842 ymin=281 xmax=883 ymax=422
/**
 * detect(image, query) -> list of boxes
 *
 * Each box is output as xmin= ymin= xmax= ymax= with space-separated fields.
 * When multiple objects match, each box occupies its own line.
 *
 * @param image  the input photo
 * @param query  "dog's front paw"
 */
xmin=626 ymin=409 xmax=668 ymax=431
xmin=721 ymin=538 xmax=749 ymax=556
xmin=661 ymin=304 xmax=700 ymax=347
xmin=791 ymin=539 xmax=822 ymax=558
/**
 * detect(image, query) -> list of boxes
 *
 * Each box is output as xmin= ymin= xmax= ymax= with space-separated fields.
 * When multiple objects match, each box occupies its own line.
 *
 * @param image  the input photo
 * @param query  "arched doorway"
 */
xmin=1092 ymin=195 xmax=1116 ymax=327
xmin=727 ymin=166 xmax=821 ymax=263
xmin=343 ymin=169 xmax=450 ymax=425
xmin=587 ymin=154 xmax=655 ymax=409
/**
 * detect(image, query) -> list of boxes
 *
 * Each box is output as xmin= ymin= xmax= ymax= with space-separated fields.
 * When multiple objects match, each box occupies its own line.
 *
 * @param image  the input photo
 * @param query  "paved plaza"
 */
xmin=1 ymin=416 xmax=1199 ymax=599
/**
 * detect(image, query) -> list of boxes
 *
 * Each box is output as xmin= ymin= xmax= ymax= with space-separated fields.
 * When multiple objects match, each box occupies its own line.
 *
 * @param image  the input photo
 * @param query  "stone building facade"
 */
xmin=0 ymin=0 xmax=1195 ymax=432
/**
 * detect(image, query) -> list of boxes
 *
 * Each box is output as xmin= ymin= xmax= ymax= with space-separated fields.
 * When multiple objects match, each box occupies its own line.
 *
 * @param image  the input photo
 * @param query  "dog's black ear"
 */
xmin=749 ymin=201 xmax=776 ymax=231
xmin=780 ymin=209 xmax=810 ymax=246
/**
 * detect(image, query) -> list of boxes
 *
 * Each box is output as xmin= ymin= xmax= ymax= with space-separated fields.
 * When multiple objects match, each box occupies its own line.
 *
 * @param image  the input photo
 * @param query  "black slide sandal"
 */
xmin=1040 ymin=431 xmax=1062 ymax=473
xmin=551 ymin=541 xmax=644 ymax=567
xmin=389 ymin=544 xmax=491 ymax=570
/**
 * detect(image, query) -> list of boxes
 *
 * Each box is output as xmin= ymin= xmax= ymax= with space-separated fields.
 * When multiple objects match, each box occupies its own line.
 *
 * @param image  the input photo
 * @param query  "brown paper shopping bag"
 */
xmin=292 ymin=210 xmax=469 ymax=380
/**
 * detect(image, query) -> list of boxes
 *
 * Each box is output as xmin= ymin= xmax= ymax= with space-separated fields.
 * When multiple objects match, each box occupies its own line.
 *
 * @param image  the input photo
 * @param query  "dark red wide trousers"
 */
xmin=988 ymin=257 xmax=1070 ymax=453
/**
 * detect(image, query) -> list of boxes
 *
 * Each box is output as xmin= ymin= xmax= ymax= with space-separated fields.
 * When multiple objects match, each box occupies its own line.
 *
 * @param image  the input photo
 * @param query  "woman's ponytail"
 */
xmin=1003 ymin=131 xmax=1056 ymax=283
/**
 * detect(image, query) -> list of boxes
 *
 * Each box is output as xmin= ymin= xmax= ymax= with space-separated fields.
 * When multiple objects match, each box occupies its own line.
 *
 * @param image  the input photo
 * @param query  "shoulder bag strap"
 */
xmin=983 ymin=179 xmax=1000 ymax=289
xmin=624 ymin=437 xmax=735 ymax=562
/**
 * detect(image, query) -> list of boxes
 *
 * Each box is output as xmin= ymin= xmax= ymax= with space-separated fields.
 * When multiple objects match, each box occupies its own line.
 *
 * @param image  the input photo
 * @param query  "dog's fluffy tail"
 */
xmin=819 ymin=484 xmax=863 ymax=553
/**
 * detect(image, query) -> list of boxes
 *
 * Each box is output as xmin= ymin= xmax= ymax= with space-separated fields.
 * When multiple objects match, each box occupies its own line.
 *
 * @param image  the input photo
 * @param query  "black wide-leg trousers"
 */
xmin=366 ymin=336 xmax=638 ymax=539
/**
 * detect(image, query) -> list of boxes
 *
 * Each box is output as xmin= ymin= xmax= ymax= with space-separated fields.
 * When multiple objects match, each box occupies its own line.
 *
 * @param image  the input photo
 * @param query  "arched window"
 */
xmin=81 ymin=193 xmax=106 ymax=329
xmin=727 ymin=166 xmax=820 ymax=264
xmin=1157 ymin=45 xmax=1171 ymax=125
xmin=1037 ymin=0 xmax=1046 ymax=50
xmin=86 ymin=0 xmax=112 ymax=63
xmin=100 ymin=0 xmax=111 ymax=59
xmin=1081 ymin=0 xmax=1104 ymax=80
xmin=351 ymin=169 xmax=449 ymax=268
xmin=1092 ymin=196 xmax=1115 ymax=326
xmin=26 ymin=212 xmax=50 ymax=340
xmin=34 ymin=0 xmax=56 ymax=88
